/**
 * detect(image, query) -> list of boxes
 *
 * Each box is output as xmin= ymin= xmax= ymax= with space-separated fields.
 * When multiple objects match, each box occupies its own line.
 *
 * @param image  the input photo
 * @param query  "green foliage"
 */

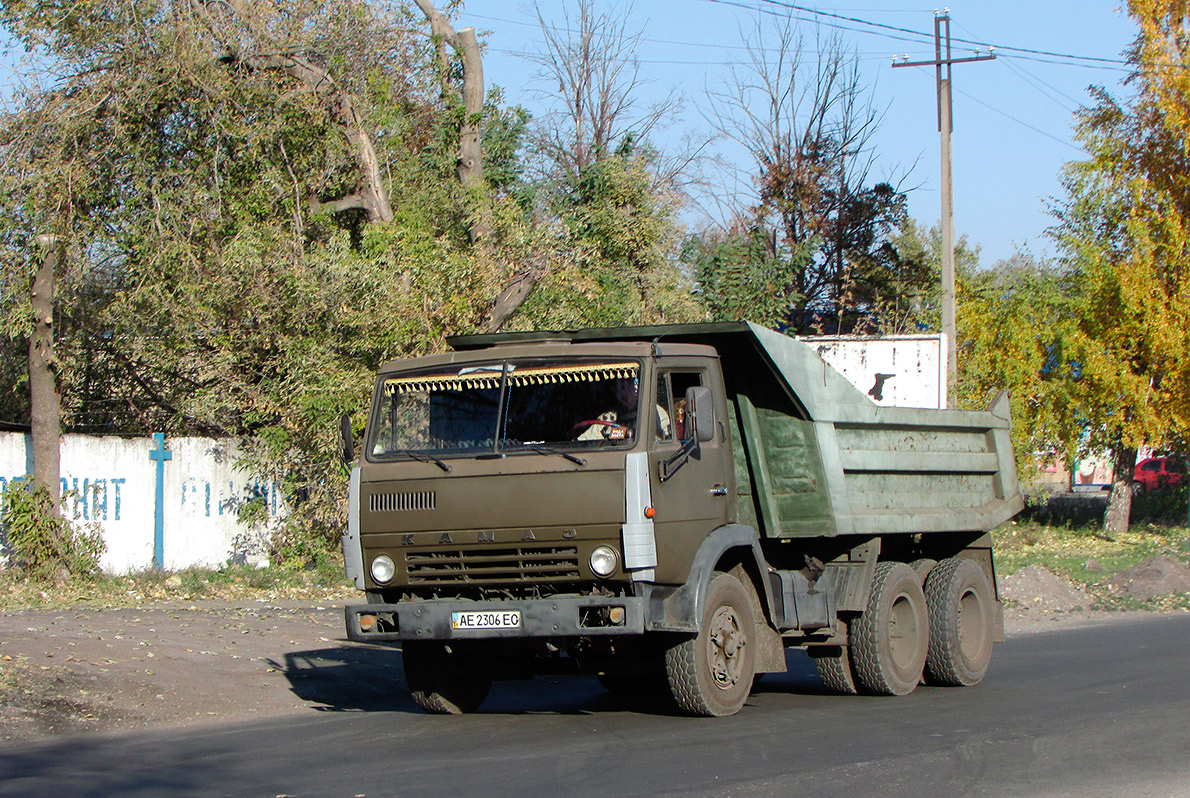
xmin=482 ymin=89 xmax=533 ymax=204
xmin=519 ymin=151 xmax=702 ymax=329
xmin=685 ymin=226 xmax=810 ymax=329
xmin=955 ymin=254 xmax=1081 ymax=484
xmin=1 ymin=486 xmax=105 ymax=582
xmin=0 ymin=0 xmax=706 ymax=564
xmin=1050 ymin=2 xmax=1190 ymax=458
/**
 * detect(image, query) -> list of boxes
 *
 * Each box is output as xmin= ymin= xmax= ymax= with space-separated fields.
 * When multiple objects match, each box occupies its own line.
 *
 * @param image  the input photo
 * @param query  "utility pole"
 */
xmin=893 ymin=11 xmax=994 ymax=407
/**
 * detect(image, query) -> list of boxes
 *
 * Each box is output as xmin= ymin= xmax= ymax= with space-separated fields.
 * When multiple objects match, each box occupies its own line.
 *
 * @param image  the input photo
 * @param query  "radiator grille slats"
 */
xmin=370 ymin=491 xmax=436 ymax=513
xmin=406 ymin=546 xmax=580 ymax=585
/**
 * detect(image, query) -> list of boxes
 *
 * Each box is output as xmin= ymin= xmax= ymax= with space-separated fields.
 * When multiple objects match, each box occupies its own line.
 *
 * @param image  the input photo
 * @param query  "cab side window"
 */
xmin=655 ymin=375 xmax=673 ymax=441
xmin=656 ymin=371 xmax=703 ymax=442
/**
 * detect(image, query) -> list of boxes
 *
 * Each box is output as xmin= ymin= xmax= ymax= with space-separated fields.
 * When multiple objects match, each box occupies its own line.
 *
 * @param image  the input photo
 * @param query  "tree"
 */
xmin=518 ymin=144 xmax=701 ymax=329
xmin=493 ymin=0 xmax=700 ymax=331
xmin=0 ymin=0 xmax=494 ymax=560
xmin=955 ymin=253 xmax=1080 ymax=484
xmin=0 ymin=0 xmax=701 ymax=562
xmin=883 ymin=218 xmax=975 ymax=336
xmin=700 ymin=17 xmax=918 ymax=333
xmin=685 ymin=223 xmax=811 ymax=330
xmin=524 ymin=0 xmax=681 ymax=186
xmin=1052 ymin=0 xmax=1190 ymax=534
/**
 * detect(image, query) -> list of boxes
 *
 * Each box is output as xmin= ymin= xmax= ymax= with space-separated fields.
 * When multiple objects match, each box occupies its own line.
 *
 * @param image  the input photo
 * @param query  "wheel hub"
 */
xmin=708 ymin=606 xmax=747 ymax=689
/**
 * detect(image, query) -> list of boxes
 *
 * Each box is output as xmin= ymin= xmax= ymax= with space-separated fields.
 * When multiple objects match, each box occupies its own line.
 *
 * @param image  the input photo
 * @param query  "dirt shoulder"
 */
xmin=2 ymin=598 xmax=1183 ymax=742
xmin=0 ymin=601 xmax=404 ymax=742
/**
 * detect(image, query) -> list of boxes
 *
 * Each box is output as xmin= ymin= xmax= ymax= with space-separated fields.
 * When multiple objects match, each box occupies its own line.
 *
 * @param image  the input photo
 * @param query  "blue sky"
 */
xmin=469 ymin=0 xmax=1139 ymax=267
xmin=1 ymin=1 xmax=1138 ymax=267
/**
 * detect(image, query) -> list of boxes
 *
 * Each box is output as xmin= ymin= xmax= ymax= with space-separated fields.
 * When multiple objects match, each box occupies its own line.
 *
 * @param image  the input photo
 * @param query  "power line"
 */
xmin=474 ymin=4 xmax=1136 ymax=73
xmin=472 ymin=10 xmax=920 ymax=58
xmin=703 ymin=0 xmax=938 ymax=49
xmin=739 ymin=0 xmax=1132 ymax=66
xmin=999 ymin=57 xmax=1081 ymax=113
xmin=955 ymin=85 xmax=1084 ymax=152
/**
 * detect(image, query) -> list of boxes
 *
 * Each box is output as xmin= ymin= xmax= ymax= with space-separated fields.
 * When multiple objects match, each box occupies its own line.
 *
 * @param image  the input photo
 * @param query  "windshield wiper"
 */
xmin=393 ymin=449 xmax=452 ymax=472
xmin=523 ymin=444 xmax=586 ymax=467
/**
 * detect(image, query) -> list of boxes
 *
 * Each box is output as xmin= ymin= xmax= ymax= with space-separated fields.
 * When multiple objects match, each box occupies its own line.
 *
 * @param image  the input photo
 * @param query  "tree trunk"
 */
xmin=484 ymin=255 xmax=549 ymax=332
xmin=1103 ymin=444 xmax=1137 ymax=537
xmin=455 ymin=27 xmax=485 ymax=193
xmin=414 ymin=0 xmax=490 ymax=243
xmin=29 ymin=236 xmax=62 ymax=505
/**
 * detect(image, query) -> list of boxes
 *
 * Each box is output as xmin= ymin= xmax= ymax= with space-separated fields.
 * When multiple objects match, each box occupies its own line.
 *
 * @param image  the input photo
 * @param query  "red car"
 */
xmin=1132 ymin=456 xmax=1186 ymax=494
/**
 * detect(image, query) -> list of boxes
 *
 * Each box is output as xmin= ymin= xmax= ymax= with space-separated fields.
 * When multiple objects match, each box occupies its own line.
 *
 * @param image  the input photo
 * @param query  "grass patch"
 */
xmin=0 ymin=552 xmax=355 ymax=611
xmin=993 ymin=519 xmax=1190 ymax=611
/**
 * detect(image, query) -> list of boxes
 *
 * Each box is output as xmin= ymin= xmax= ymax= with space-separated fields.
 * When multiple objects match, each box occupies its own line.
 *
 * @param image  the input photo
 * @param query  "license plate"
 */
xmin=451 ymin=610 xmax=522 ymax=631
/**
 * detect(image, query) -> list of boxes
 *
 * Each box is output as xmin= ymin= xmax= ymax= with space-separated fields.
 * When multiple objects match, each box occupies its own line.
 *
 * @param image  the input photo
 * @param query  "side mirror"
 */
xmin=339 ymin=413 xmax=355 ymax=464
xmin=686 ymin=386 xmax=715 ymax=443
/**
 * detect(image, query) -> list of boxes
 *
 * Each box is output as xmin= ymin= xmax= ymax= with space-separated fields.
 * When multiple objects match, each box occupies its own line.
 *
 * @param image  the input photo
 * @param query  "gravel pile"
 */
xmin=1000 ymin=565 xmax=1093 ymax=612
xmin=1105 ymin=555 xmax=1190 ymax=600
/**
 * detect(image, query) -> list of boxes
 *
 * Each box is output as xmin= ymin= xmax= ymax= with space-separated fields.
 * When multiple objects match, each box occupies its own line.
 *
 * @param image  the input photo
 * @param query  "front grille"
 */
xmin=371 ymin=491 xmax=436 ymax=513
xmin=405 ymin=545 xmax=581 ymax=585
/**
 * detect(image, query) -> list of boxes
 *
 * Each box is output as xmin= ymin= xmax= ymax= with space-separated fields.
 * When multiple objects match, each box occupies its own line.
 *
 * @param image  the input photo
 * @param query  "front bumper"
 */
xmin=345 ymin=596 xmax=647 ymax=642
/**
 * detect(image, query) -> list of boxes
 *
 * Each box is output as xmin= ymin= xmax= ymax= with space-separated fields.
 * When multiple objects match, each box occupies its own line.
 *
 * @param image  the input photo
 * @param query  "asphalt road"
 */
xmin=4 ymin=613 xmax=1190 ymax=798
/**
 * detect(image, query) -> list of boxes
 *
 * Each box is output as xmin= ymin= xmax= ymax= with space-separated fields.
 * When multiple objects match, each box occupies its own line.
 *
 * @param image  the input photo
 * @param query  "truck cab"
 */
xmin=347 ymin=339 xmax=730 ymax=607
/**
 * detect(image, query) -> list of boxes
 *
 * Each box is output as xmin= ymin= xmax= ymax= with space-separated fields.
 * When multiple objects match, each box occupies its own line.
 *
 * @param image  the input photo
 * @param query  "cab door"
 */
xmin=647 ymin=359 xmax=732 ymax=584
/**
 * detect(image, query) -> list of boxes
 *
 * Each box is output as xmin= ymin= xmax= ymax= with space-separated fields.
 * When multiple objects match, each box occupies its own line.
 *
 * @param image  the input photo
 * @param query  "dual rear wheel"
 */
xmin=816 ymin=556 xmax=996 ymax=695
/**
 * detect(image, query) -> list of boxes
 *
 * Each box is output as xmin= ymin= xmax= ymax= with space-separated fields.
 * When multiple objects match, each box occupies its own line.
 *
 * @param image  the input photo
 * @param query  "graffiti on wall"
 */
xmin=0 ymin=475 xmax=284 ymax=523
xmin=178 ymin=477 xmax=283 ymax=520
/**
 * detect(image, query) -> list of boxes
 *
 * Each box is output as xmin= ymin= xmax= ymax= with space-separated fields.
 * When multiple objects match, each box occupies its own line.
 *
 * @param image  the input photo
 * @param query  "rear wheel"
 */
xmin=850 ymin=562 xmax=929 ymax=696
xmin=665 ymin=572 xmax=756 ymax=716
xmin=810 ymin=643 xmax=858 ymax=695
xmin=924 ymin=557 xmax=996 ymax=686
xmin=403 ymin=641 xmax=492 ymax=714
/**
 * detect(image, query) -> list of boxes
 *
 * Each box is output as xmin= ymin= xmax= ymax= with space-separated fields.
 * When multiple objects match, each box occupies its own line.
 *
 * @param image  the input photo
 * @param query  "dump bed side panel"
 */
xmin=743 ymin=323 xmax=1023 ymax=536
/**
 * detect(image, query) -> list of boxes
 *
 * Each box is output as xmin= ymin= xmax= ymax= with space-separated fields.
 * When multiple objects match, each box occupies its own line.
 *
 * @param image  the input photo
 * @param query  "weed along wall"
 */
xmin=0 ymin=433 xmax=286 ymax=574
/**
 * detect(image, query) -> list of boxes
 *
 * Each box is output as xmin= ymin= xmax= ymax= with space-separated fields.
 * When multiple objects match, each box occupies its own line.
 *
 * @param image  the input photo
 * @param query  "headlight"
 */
xmin=589 ymin=546 xmax=619 ymax=578
xmin=370 ymin=554 xmax=395 ymax=584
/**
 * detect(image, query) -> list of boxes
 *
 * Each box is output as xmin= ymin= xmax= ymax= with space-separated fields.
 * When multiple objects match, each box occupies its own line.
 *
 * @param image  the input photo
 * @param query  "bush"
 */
xmin=0 ymin=486 xmax=105 ymax=582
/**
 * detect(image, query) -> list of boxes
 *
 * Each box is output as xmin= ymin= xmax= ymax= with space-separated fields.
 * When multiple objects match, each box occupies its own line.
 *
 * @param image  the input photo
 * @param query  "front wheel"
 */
xmin=402 ymin=641 xmax=492 ymax=714
xmin=665 ymin=572 xmax=757 ymax=716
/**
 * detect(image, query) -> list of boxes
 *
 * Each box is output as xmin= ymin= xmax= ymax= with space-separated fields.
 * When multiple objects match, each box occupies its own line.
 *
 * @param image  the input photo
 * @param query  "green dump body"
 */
xmin=450 ymin=320 xmax=1024 ymax=541
xmin=728 ymin=323 xmax=1022 ymax=539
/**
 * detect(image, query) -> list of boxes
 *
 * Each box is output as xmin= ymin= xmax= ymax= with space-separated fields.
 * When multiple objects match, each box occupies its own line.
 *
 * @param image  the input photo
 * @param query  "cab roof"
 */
xmin=448 ymin=321 xmax=877 ymax=423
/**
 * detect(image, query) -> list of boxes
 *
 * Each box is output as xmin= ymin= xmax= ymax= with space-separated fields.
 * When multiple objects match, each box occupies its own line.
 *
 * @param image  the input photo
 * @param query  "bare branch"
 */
xmin=524 ymin=0 xmax=684 ymax=184
xmin=191 ymin=0 xmax=393 ymax=223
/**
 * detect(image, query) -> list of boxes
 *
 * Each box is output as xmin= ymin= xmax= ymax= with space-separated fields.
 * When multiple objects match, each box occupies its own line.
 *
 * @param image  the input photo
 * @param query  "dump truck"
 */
xmin=341 ymin=321 xmax=1023 ymax=716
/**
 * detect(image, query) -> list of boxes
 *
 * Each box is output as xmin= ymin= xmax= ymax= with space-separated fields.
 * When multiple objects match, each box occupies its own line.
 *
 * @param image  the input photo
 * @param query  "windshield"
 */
xmin=368 ymin=359 xmax=642 ymax=458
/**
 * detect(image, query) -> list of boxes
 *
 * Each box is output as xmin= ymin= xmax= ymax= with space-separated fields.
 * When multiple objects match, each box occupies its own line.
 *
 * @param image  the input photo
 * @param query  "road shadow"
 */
xmin=264 ymin=643 xmax=421 ymax=714
xmin=268 ymin=644 xmax=835 ymax=716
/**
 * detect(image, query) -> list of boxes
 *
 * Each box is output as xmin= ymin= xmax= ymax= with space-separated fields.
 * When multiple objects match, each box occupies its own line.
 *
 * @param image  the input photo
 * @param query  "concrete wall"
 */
xmin=800 ymin=334 xmax=947 ymax=409
xmin=0 ymin=433 xmax=285 ymax=574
